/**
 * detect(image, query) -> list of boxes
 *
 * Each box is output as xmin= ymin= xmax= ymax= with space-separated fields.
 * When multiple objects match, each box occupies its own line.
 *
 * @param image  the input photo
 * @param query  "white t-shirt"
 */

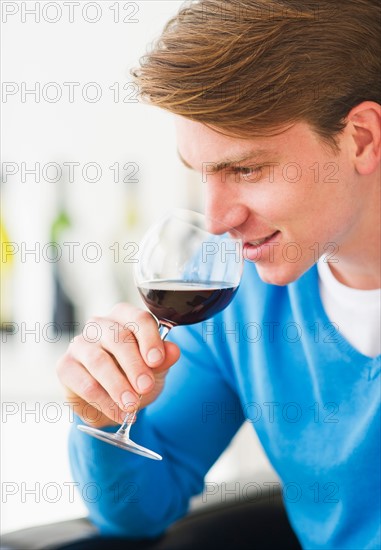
xmin=317 ymin=256 xmax=381 ymax=358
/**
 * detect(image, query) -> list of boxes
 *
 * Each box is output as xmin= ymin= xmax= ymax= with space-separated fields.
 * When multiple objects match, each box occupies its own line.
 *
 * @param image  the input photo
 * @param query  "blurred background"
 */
xmin=1 ymin=0 xmax=276 ymax=534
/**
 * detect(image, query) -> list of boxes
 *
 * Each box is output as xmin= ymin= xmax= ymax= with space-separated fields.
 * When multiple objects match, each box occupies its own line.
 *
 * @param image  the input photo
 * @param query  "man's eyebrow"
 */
xmin=177 ymin=149 xmax=272 ymax=172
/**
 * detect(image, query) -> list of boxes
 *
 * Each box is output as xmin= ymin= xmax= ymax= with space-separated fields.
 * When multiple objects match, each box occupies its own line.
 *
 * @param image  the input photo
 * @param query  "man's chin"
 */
xmin=252 ymin=261 xmax=310 ymax=286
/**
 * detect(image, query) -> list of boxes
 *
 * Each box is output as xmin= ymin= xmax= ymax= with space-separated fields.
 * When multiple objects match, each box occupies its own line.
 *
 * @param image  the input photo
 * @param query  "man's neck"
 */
xmin=328 ymin=181 xmax=381 ymax=290
xmin=328 ymin=260 xmax=380 ymax=290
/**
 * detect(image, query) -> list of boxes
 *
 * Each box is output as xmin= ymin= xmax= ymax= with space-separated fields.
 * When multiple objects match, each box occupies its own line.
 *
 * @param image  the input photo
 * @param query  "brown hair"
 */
xmin=132 ymin=0 xmax=381 ymax=150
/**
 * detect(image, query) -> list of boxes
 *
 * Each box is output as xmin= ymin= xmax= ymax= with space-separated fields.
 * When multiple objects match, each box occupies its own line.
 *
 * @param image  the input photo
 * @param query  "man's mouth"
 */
xmin=243 ymin=230 xmax=281 ymax=261
xmin=245 ymin=230 xmax=280 ymax=248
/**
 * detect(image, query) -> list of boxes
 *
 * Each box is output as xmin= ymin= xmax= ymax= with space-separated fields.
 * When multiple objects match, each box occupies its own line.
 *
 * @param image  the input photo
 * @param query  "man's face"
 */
xmin=175 ymin=117 xmax=364 ymax=286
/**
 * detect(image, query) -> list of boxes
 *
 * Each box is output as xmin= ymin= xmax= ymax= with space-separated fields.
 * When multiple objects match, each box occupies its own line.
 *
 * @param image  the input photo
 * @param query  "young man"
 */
xmin=57 ymin=1 xmax=380 ymax=548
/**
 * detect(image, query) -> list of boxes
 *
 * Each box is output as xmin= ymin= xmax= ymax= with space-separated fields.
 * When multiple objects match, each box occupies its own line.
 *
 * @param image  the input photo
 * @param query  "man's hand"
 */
xmin=56 ymin=303 xmax=180 ymax=428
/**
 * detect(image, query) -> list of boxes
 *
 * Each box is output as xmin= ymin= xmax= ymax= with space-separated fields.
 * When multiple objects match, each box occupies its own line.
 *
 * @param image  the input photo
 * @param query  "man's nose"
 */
xmin=204 ymin=175 xmax=249 ymax=234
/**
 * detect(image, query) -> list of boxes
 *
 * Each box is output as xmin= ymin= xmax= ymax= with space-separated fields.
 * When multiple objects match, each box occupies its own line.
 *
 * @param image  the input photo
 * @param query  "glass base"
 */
xmin=77 ymin=425 xmax=162 ymax=460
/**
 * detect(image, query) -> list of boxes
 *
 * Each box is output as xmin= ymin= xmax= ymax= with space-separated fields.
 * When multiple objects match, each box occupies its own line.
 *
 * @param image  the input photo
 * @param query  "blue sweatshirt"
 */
xmin=69 ymin=261 xmax=381 ymax=549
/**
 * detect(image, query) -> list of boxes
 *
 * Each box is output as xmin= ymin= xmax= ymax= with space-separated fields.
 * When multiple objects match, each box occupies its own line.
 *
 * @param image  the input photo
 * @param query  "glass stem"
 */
xmin=158 ymin=323 xmax=172 ymax=340
xmin=116 ymin=410 xmax=137 ymax=439
xmin=116 ymin=322 xmax=172 ymax=438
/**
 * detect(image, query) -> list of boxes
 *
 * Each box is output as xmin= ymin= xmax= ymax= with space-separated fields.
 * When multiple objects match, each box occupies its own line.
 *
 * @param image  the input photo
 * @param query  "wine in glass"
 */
xmin=78 ymin=209 xmax=243 ymax=459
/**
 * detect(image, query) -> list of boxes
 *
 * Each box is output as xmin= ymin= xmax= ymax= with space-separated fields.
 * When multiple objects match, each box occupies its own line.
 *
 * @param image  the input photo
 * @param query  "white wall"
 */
xmin=2 ymin=0 xmax=194 ymax=323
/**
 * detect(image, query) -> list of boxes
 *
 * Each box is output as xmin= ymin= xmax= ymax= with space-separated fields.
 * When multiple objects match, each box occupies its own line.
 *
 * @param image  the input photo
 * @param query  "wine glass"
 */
xmin=78 ymin=209 xmax=243 ymax=460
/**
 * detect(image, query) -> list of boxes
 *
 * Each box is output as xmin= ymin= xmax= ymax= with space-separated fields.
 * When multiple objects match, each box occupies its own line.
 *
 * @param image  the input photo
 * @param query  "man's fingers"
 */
xmin=153 ymin=341 xmax=181 ymax=374
xmin=108 ymin=304 xmax=166 ymax=368
xmin=57 ymin=358 xmax=126 ymax=424
xmin=56 ymin=304 xmax=182 ymax=426
xmin=71 ymin=322 xmax=146 ymax=407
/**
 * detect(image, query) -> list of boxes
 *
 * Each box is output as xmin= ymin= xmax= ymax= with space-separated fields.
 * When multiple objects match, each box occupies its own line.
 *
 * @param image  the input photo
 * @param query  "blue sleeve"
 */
xmin=68 ymin=322 xmax=244 ymax=538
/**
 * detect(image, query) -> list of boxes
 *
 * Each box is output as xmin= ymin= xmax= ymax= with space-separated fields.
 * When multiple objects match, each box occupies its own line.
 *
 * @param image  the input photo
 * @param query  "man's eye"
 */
xmin=230 ymin=166 xmax=263 ymax=177
xmin=241 ymin=167 xmax=259 ymax=175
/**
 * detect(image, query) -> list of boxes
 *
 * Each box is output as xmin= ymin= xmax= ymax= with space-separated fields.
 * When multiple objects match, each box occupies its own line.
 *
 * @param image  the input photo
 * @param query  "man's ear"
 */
xmin=347 ymin=101 xmax=381 ymax=175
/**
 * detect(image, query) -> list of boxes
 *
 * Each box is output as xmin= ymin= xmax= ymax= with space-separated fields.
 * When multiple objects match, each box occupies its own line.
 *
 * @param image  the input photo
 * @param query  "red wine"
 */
xmin=137 ymin=280 xmax=238 ymax=326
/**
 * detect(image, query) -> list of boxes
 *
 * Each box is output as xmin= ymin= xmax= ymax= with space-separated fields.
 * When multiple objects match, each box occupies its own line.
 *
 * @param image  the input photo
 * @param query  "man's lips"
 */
xmin=243 ymin=230 xmax=281 ymax=260
xmin=245 ymin=230 xmax=280 ymax=247
xmin=245 ymin=231 xmax=279 ymax=246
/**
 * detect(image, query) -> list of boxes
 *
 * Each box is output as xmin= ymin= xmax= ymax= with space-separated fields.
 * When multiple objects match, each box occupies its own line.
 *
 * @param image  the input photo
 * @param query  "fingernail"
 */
xmin=121 ymin=391 xmax=138 ymax=411
xmin=137 ymin=373 xmax=154 ymax=392
xmin=147 ymin=348 xmax=163 ymax=364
